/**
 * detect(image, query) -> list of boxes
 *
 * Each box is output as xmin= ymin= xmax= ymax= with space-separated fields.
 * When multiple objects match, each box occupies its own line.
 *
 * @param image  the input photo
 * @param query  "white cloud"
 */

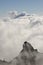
xmin=0 ymin=11 xmax=43 ymax=61
xmin=8 ymin=11 xmax=18 ymax=19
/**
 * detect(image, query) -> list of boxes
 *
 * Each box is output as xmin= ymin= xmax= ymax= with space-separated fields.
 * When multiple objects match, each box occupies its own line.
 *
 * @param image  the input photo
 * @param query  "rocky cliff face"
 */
xmin=10 ymin=41 xmax=38 ymax=65
xmin=0 ymin=41 xmax=43 ymax=65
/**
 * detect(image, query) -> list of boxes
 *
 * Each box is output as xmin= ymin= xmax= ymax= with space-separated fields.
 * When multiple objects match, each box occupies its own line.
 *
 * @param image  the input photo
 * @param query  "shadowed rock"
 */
xmin=23 ymin=41 xmax=35 ymax=52
xmin=0 ymin=41 xmax=43 ymax=65
xmin=10 ymin=41 xmax=37 ymax=65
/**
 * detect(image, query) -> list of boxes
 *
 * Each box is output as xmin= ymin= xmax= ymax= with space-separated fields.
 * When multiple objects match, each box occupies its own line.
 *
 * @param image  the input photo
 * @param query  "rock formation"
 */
xmin=10 ymin=41 xmax=38 ymax=65
xmin=0 ymin=41 xmax=43 ymax=65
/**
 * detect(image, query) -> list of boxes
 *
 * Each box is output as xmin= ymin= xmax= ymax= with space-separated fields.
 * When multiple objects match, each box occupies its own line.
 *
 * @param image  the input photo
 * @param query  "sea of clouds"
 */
xmin=0 ymin=11 xmax=43 ymax=61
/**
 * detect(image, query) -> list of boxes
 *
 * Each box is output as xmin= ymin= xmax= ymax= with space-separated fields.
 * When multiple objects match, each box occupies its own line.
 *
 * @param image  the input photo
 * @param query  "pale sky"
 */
xmin=0 ymin=0 xmax=43 ymax=17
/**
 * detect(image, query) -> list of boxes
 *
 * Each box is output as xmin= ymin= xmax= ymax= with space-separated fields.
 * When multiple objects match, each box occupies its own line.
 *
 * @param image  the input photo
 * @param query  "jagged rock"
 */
xmin=10 ymin=41 xmax=43 ymax=65
xmin=10 ymin=41 xmax=37 ymax=65
xmin=0 ymin=41 xmax=43 ymax=65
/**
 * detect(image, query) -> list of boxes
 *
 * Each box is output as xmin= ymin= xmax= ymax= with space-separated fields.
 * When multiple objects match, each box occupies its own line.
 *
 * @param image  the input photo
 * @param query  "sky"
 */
xmin=0 ymin=0 xmax=43 ymax=17
xmin=0 ymin=0 xmax=43 ymax=61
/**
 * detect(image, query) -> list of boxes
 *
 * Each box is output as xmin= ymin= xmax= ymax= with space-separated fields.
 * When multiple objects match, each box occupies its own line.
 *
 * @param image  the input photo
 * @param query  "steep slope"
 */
xmin=0 ymin=41 xmax=43 ymax=65
xmin=10 ymin=41 xmax=43 ymax=65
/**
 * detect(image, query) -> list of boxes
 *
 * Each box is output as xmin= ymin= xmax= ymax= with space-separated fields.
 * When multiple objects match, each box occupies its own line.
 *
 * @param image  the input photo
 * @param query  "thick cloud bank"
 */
xmin=0 ymin=11 xmax=43 ymax=61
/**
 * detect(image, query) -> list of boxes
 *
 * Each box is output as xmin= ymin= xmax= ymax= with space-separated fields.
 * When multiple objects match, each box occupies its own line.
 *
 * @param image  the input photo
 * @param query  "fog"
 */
xmin=0 ymin=11 xmax=43 ymax=61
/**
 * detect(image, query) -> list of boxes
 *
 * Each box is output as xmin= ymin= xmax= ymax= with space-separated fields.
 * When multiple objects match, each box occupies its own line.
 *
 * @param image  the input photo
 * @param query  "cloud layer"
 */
xmin=0 ymin=11 xmax=43 ymax=61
